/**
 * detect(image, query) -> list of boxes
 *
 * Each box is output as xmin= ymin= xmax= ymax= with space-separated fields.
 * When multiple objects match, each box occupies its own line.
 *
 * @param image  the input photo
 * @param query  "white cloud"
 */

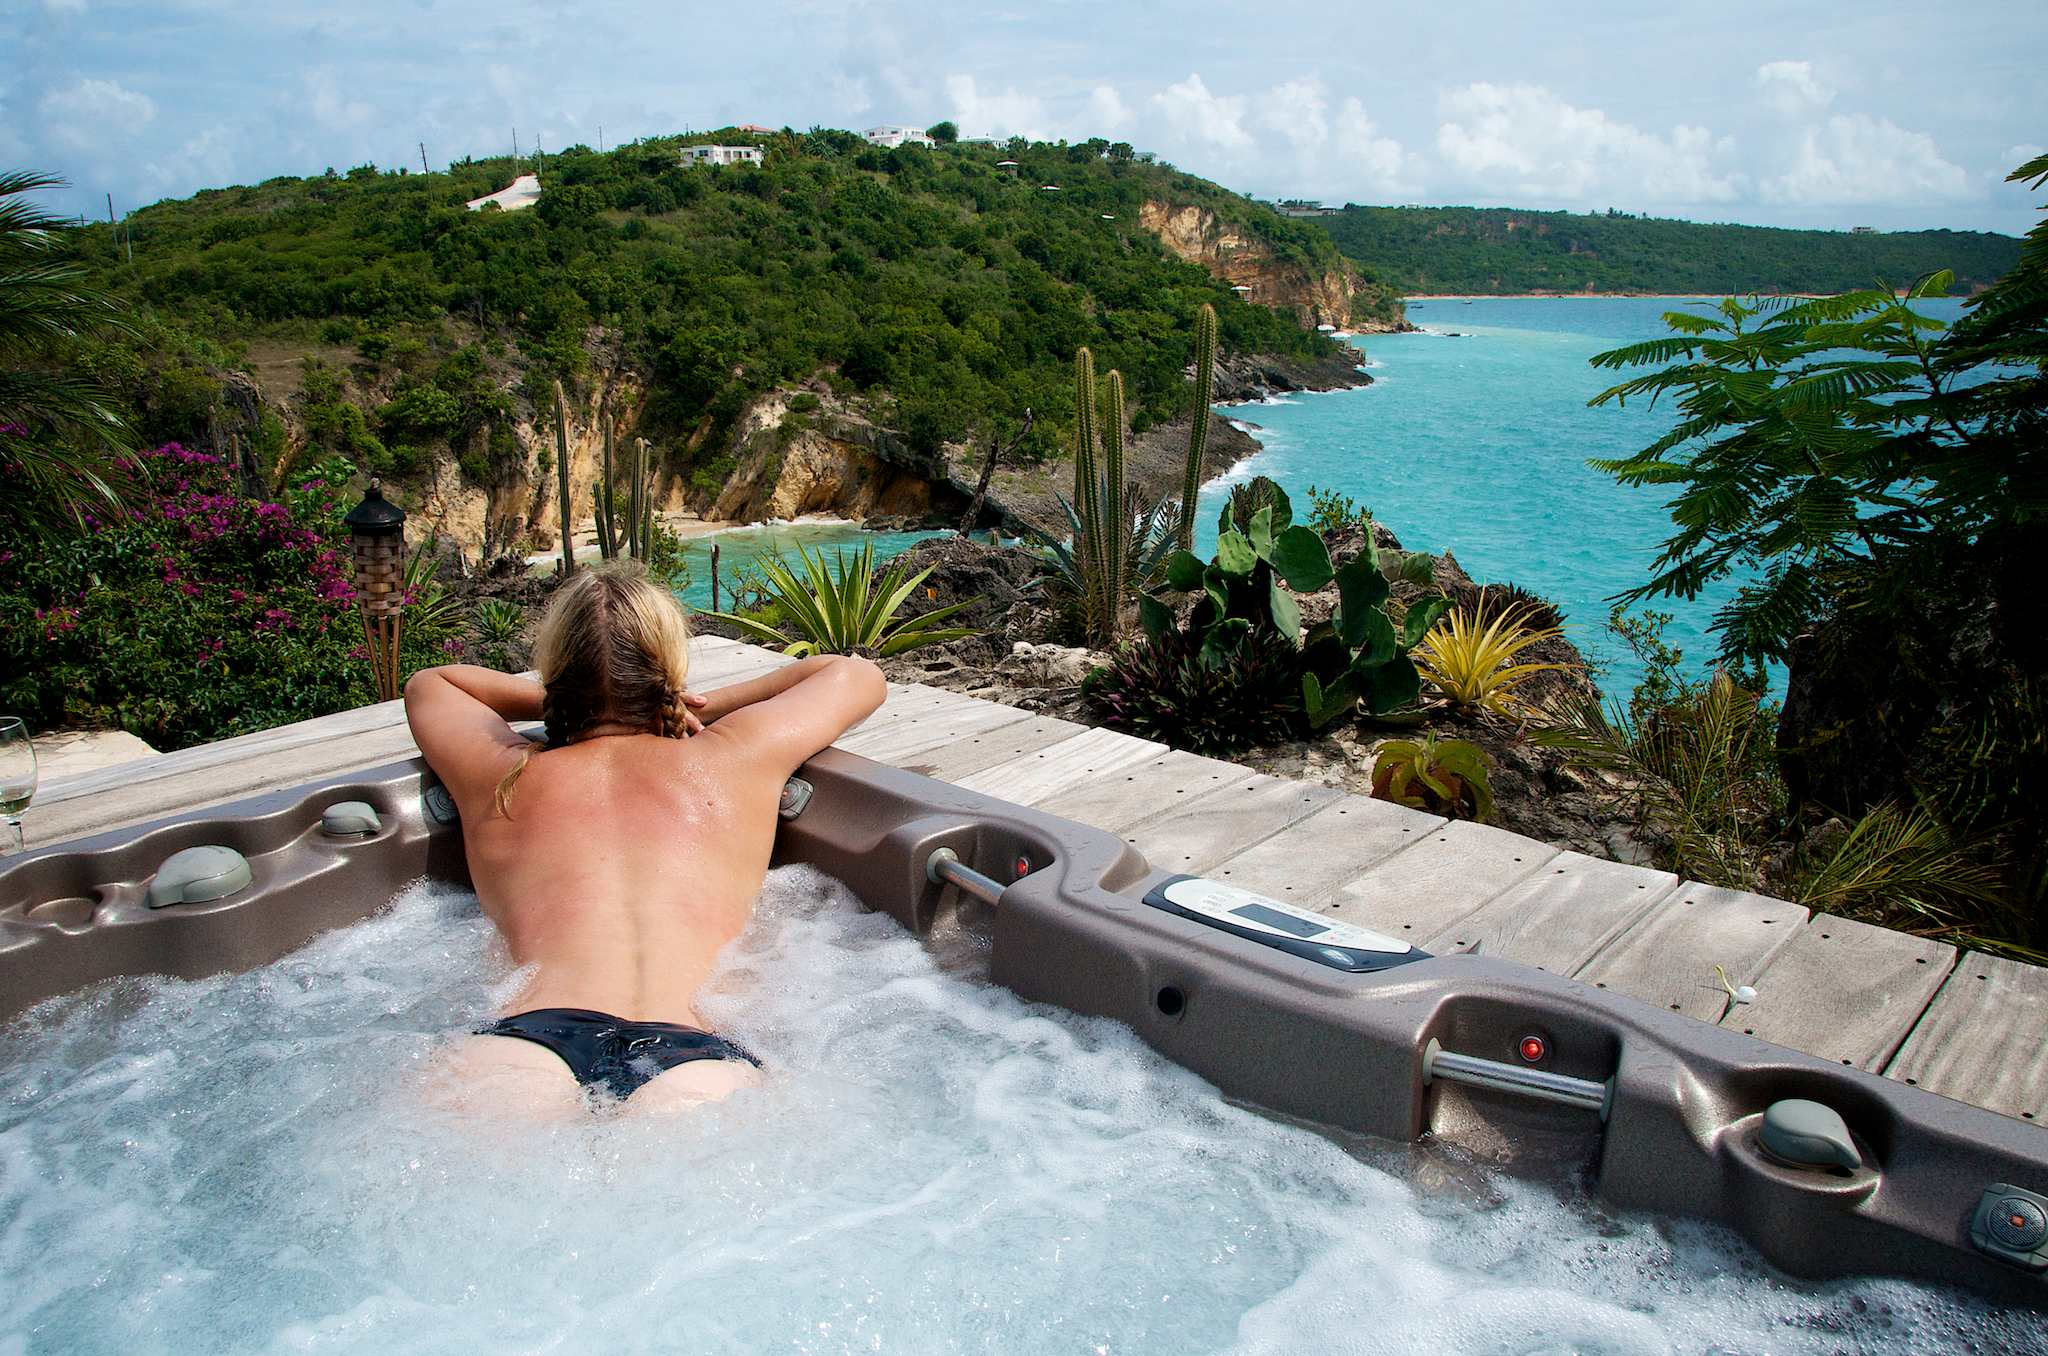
xmin=38 ymin=78 xmax=156 ymax=154
xmin=943 ymin=73 xmax=1046 ymax=139
xmin=1088 ymin=84 xmax=1130 ymax=132
xmin=1755 ymin=60 xmax=1834 ymax=114
xmin=1435 ymin=82 xmax=1740 ymax=203
xmin=143 ymin=124 xmax=239 ymax=196
xmin=1762 ymin=114 xmax=1972 ymax=204
xmin=305 ymin=69 xmax=373 ymax=131
xmin=2003 ymin=144 xmax=2045 ymax=170
xmin=1151 ymin=73 xmax=1251 ymax=151
xmin=1332 ymin=96 xmax=1407 ymax=191
xmin=1256 ymin=77 xmax=1329 ymax=153
xmin=42 ymin=0 xmax=87 ymax=13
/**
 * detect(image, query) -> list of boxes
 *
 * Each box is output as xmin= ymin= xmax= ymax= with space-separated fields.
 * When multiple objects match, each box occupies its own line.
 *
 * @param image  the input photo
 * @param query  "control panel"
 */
xmin=1971 ymin=1183 xmax=2048 ymax=1272
xmin=1140 ymin=875 xmax=1425 ymax=973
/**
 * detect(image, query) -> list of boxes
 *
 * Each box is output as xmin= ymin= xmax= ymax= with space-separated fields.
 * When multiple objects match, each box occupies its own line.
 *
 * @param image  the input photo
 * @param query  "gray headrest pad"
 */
xmin=146 ymin=845 xmax=253 ymax=909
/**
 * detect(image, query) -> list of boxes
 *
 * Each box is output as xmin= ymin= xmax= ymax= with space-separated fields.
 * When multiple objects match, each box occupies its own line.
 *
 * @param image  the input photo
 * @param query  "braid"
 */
xmin=658 ymin=678 xmax=690 ymax=740
xmin=541 ymin=689 xmax=583 ymax=748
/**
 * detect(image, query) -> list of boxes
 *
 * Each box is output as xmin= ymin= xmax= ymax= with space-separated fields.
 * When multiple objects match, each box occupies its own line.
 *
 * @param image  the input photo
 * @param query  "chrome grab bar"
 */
xmin=1422 ymin=1038 xmax=1612 ymax=1120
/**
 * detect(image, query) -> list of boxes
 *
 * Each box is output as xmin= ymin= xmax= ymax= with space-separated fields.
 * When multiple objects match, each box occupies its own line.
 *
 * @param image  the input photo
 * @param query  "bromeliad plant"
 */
xmin=1138 ymin=481 xmax=1452 ymax=729
xmin=1085 ymin=622 xmax=1303 ymax=754
xmin=702 ymin=540 xmax=981 ymax=658
xmin=1369 ymin=734 xmax=1495 ymax=822
xmin=1413 ymin=597 xmax=1570 ymax=721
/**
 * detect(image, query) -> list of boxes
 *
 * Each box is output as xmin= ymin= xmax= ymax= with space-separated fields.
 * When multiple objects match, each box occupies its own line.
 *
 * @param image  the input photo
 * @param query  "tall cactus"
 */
xmin=637 ymin=437 xmax=656 ymax=557
xmin=1072 ymin=347 xmax=1098 ymax=520
xmin=552 ymin=379 xmax=575 ymax=578
xmin=626 ymin=433 xmax=644 ymax=557
xmin=1095 ymin=368 xmax=1128 ymax=637
xmin=594 ymin=415 xmax=618 ymax=561
xmin=1179 ymin=303 xmax=1218 ymax=550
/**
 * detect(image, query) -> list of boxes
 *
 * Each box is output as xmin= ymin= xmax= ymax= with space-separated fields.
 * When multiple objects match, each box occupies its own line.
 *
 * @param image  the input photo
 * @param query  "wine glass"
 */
xmin=0 ymin=717 xmax=37 ymax=853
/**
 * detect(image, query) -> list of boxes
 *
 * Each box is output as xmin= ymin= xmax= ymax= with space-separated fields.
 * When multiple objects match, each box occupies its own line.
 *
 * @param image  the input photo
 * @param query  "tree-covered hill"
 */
xmin=65 ymin=130 xmax=1389 ymax=493
xmin=1314 ymin=204 xmax=2021 ymax=297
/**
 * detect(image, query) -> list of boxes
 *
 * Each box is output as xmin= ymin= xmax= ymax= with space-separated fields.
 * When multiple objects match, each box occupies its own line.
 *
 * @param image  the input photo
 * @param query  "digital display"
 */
xmin=1230 ymin=902 xmax=1331 ymax=938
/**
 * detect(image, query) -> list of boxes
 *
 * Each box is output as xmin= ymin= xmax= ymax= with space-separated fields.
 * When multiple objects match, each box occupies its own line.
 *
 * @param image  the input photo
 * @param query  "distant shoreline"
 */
xmin=1403 ymin=291 xmax=1825 ymax=301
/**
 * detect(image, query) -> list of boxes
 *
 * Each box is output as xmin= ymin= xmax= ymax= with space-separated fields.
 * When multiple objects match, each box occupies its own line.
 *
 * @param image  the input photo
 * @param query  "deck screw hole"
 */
xmin=2024 ymin=1112 xmax=2036 ymax=1120
xmin=1915 ymin=957 xmax=1925 ymax=963
xmin=1842 ymin=1059 xmax=1852 ymax=1065
xmin=1669 ymin=1004 xmax=1680 ymax=1010
xmin=1595 ymin=982 xmax=1606 ymax=988
xmin=1905 ymin=1078 xmax=1917 ymax=1085
xmin=1743 ymin=1029 xmax=1754 ymax=1035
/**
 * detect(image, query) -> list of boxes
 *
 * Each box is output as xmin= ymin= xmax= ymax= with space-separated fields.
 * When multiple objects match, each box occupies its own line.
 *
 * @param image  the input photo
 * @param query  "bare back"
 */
xmin=405 ymin=656 xmax=887 ymax=1032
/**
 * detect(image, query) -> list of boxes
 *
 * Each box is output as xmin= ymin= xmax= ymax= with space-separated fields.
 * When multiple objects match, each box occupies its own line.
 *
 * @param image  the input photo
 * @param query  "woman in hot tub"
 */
xmin=404 ymin=561 xmax=885 ymax=1115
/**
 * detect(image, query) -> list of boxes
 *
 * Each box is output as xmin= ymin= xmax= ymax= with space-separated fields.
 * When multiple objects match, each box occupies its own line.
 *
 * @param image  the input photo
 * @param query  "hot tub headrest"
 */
xmin=146 ymin=845 xmax=252 ymax=909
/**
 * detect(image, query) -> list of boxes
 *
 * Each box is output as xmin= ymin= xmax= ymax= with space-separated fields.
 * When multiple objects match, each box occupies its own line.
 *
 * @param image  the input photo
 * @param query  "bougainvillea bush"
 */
xmin=0 ymin=440 xmax=457 ymax=750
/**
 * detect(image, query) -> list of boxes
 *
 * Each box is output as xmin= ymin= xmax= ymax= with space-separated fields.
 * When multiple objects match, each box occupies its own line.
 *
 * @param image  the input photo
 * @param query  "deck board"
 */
xmin=1116 ymin=773 xmax=1342 ymax=877
xmin=1033 ymin=749 xmax=1258 ymax=834
xmin=1720 ymin=914 xmax=1955 ymax=1071
xmin=1576 ymin=883 xmax=1809 ymax=1022
xmin=890 ymin=715 xmax=1091 ymax=782
xmin=1886 ymin=952 xmax=2048 ymax=1119
xmin=950 ymin=726 xmax=1168 ymax=807
xmin=836 ymin=687 xmax=1036 ymax=762
xmin=1206 ymin=795 xmax=1443 ymax=909
xmin=1314 ymin=820 xmax=1560 ymax=944
xmin=1418 ymin=851 xmax=1679 ymax=974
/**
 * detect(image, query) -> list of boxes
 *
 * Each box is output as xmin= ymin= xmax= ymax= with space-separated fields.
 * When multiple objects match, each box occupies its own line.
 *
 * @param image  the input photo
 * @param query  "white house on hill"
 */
xmin=682 ymin=144 xmax=765 ymax=167
xmin=863 ymin=124 xmax=935 ymax=149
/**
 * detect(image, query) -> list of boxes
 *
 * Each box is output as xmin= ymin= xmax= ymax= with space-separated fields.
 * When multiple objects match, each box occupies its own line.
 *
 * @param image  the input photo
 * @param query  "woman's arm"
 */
xmin=403 ymin=666 xmax=539 ymax=806
xmin=692 ymin=655 xmax=846 ymax=726
xmin=703 ymin=655 xmax=886 ymax=776
xmin=414 ymin=665 xmax=545 ymax=721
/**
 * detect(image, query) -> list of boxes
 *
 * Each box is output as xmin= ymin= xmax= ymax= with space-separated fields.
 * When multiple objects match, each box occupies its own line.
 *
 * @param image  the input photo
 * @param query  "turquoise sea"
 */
xmin=1192 ymin=295 xmax=1967 ymax=699
xmin=669 ymin=520 xmax=943 ymax=612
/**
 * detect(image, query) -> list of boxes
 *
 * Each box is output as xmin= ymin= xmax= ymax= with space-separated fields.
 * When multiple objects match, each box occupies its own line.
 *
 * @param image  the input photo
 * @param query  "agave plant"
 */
xmin=1369 ymin=733 xmax=1495 ymax=822
xmin=1414 ymin=598 xmax=1572 ymax=721
xmin=701 ymin=541 xmax=982 ymax=657
xmin=470 ymin=597 xmax=525 ymax=647
xmin=401 ymin=536 xmax=465 ymax=635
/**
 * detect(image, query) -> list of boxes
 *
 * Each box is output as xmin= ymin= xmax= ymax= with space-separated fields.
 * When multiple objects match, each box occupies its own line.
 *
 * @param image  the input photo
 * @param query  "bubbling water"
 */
xmin=0 ymin=869 xmax=2033 ymax=1354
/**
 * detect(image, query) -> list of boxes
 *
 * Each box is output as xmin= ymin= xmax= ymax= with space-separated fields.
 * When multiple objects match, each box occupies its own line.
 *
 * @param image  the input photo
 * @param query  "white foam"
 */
xmin=0 ymin=868 xmax=2031 ymax=1353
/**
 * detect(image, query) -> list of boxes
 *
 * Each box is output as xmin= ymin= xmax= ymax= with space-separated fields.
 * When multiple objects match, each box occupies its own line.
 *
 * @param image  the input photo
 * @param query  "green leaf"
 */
xmin=1215 ymin=529 xmax=1256 ymax=577
xmin=1138 ymin=592 xmax=1173 ymax=640
xmin=1301 ymin=669 xmax=1358 ymax=728
xmin=1163 ymin=549 xmax=1205 ymax=592
xmin=1360 ymin=654 xmax=1423 ymax=713
xmin=1247 ymin=505 xmax=1274 ymax=558
xmin=1332 ymin=558 xmax=1390 ymax=648
xmin=1378 ymin=548 xmax=1436 ymax=588
xmin=1265 ymin=483 xmax=1294 ymax=532
xmin=1269 ymin=525 xmax=1334 ymax=592
xmin=1346 ymin=607 xmax=1398 ymax=668
xmin=1267 ymin=572 xmax=1300 ymax=641
xmin=1201 ymin=565 xmax=1228 ymax=618
xmin=1198 ymin=617 xmax=1250 ymax=670
xmin=1397 ymin=595 xmax=1453 ymax=649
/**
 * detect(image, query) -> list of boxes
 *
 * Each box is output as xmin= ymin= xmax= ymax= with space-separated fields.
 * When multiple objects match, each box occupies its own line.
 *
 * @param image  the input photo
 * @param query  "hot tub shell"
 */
xmin=2 ymin=749 xmax=2044 ymax=1304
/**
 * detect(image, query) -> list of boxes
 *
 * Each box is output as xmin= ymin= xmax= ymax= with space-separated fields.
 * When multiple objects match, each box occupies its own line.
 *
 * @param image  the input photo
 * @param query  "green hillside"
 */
xmin=68 ymin=131 xmax=1391 ymax=486
xmin=1313 ymin=204 xmax=2020 ymax=297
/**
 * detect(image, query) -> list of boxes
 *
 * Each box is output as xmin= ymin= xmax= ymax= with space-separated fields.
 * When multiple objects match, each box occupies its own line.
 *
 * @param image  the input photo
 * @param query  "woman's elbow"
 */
xmin=838 ymin=655 xmax=887 ymax=710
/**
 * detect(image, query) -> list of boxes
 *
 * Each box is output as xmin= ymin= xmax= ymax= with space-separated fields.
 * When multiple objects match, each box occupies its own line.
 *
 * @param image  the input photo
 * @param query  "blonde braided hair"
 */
xmin=494 ymin=560 xmax=692 ymax=815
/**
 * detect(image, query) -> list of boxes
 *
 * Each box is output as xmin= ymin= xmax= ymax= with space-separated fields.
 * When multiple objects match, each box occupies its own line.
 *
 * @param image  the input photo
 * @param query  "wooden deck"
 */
xmin=25 ymin=636 xmax=2048 ymax=1126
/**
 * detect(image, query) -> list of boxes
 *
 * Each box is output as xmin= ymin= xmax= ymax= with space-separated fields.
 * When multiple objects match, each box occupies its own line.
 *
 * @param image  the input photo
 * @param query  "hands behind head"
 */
xmin=682 ymin=690 xmax=709 ymax=736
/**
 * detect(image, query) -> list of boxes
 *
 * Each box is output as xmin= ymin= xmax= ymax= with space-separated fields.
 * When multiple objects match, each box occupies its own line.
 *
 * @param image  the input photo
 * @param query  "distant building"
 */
xmin=734 ymin=123 xmax=778 ymax=135
xmin=995 ymin=160 xmax=1020 ymax=173
xmin=1851 ymin=225 xmax=1877 ymax=235
xmin=960 ymin=135 xmax=1004 ymax=147
xmin=863 ymin=124 xmax=936 ymax=149
xmin=1275 ymin=200 xmax=1340 ymax=218
xmin=681 ymin=144 xmax=765 ymax=167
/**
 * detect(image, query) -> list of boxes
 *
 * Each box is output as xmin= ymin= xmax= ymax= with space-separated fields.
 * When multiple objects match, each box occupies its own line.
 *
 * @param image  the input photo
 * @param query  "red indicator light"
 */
xmin=2015 ymin=1213 xmax=2032 ymax=1230
xmin=1014 ymin=855 xmax=1032 ymax=879
xmin=1518 ymin=1035 xmax=1547 ymax=1063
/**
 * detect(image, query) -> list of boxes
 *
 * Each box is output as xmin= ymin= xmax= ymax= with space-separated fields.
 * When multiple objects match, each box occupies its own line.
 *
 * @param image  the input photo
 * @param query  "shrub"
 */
xmin=1303 ymin=484 xmax=1370 ymax=538
xmin=1084 ymin=623 xmax=1302 ymax=754
xmin=1369 ymin=734 xmax=1495 ymax=821
xmin=1413 ymin=598 xmax=1571 ymax=721
xmin=0 ymin=444 xmax=459 ymax=749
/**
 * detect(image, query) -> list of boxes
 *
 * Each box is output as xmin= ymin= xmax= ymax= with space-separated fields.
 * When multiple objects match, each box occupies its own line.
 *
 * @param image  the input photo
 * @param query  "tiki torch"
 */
xmin=343 ymin=478 xmax=408 ymax=702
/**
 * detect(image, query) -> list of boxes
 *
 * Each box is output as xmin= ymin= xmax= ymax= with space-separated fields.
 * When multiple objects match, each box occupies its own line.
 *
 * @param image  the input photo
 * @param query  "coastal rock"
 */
xmin=702 ymin=390 xmax=970 ymax=525
xmin=1138 ymin=199 xmax=1395 ymax=332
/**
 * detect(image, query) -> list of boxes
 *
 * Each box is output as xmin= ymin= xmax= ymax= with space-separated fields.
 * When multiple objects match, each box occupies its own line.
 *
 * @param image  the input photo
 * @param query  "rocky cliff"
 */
xmin=698 ymin=386 xmax=971 ymax=525
xmin=1138 ymin=200 xmax=1404 ymax=333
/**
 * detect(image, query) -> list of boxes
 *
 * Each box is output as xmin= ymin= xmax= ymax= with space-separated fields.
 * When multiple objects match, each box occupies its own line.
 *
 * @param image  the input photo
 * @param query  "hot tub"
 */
xmin=2 ymin=749 xmax=2044 ymax=1350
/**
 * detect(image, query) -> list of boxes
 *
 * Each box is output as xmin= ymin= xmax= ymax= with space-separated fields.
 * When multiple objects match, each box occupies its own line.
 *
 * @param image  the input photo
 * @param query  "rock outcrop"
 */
xmin=699 ymin=389 xmax=970 ymax=525
xmin=1138 ymin=200 xmax=1402 ymax=332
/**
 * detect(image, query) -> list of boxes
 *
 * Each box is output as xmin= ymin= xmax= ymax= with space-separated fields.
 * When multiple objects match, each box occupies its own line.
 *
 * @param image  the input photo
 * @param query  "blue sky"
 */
xmin=8 ymin=0 xmax=2044 ymax=234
